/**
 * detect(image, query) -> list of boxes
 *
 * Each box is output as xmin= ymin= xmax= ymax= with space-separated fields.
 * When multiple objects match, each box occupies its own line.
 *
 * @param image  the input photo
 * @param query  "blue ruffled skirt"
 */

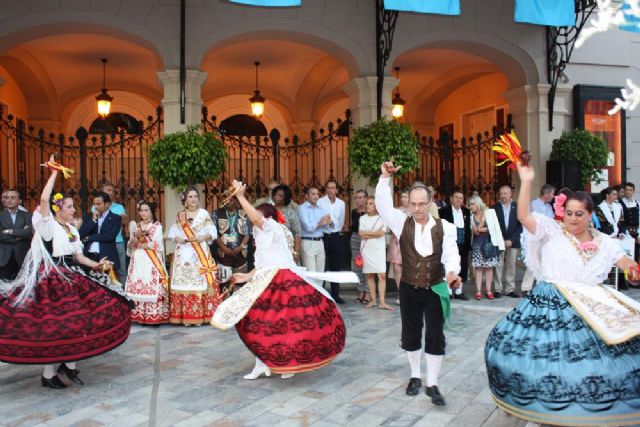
xmin=485 ymin=281 xmax=640 ymax=426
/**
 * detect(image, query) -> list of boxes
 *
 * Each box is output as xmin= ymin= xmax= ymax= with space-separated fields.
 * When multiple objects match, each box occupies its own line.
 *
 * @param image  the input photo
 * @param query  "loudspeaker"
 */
xmin=546 ymin=160 xmax=583 ymax=191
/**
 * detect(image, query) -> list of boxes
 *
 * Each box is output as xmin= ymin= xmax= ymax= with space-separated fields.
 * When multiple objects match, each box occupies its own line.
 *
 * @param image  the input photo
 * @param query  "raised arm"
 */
xmin=374 ymin=161 xmax=407 ymax=238
xmin=231 ymin=180 xmax=265 ymax=229
xmin=516 ymin=163 xmax=537 ymax=235
xmin=39 ymin=155 xmax=58 ymax=218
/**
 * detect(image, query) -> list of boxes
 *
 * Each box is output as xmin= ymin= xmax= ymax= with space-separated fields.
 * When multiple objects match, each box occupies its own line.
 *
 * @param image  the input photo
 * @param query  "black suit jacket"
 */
xmin=0 ymin=209 xmax=33 ymax=266
xmin=79 ymin=211 xmax=121 ymax=269
xmin=492 ymin=201 xmax=523 ymax=249
xmin=439 ymin=205 xmax=471 ymax=250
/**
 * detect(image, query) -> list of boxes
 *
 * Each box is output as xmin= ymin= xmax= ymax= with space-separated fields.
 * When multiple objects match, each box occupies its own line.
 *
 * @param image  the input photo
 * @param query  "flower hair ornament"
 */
xmin=553 ymin=193 xmax=567 ymax=221
xmin=51 ymin=193 xmax=64 ymax=213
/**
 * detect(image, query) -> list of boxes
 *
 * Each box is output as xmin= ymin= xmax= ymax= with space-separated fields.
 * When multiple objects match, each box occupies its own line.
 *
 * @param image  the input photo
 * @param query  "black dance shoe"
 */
xmin=453 ymin=293 xmax=469 ymax=301
xmin=405 ymin=378 xmax=422 ymax=396
xmin=41 ymin=376 xmax=67 ymax=389
xmin=333 ymin=296 xmax=346 ymax=304
xmin=425 ymin=385 xmax=446 ymax=406
xmin=57 ymin=364 xmax=84 ymax=385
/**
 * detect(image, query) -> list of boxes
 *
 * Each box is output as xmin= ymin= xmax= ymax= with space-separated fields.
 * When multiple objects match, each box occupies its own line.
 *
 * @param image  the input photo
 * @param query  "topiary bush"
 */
xmin=549 ymin=128 xmax=609 ymax=187
xmin=148 ymin=125 xmax=226 ymax=190
xmin=348 ymin=118 xmax=419 ymax=184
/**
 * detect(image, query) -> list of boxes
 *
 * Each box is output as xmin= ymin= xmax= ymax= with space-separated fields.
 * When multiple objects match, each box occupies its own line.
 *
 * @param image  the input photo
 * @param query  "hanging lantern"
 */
xmin=392 ymin=66 xmax=405 ymax=119
xmin=96 ymin=58 xmax=113 ymax=118
xmin=249 ymin=61 xmax=266 ymax=118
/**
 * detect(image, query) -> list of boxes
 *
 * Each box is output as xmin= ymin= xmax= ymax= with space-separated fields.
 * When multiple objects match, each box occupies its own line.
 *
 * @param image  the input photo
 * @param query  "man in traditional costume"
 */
xmin=621 ymin=181 xmax=639 ymax=264
xmin=375 ymin=161 xmax=461 ymax=406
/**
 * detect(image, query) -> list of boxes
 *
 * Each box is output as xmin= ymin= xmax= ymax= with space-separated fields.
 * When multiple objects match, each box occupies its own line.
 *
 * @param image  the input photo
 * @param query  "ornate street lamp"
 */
xmin=391 ymin=66 xmax=405 ymax=119
xmin=249 ymin=61 xmax=266 ymax=118
xmin=96 ymin=58 xmax=113 ymax=118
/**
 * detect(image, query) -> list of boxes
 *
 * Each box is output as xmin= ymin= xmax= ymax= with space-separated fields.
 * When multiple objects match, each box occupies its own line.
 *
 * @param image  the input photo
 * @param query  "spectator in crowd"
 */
xmin=439 ymin=191 xmax=470 ymax=300
xmin=97 ymin=184 xmax=128 ymax=283
xmin=212 ymin=196 xmax=251 ymax=277
xmin=351 ymin=189 xmax=369 ymax=303
xmin=318 ymin=179 xmax=347 ymax=304
xmin=79 ymin=191 xmax=121 ymax=272
xmin=359 ymin=196 xmax=392 ymax=310
xmin=521 ymin=184 xmax=555 ymax=296
xmin=0 ymin=189 xmax=33 ymax=280
xmin=388 ymin=189 xmax=409 ymax=305
xmin=621 ymin=182 xmax=639 ymax=263
xmin=428 ymin=186 xmax=446 ymax=209
xmin=1 ymin=189 xmax=28 ymax=212
xmin=492 ymin=185 xmax=522 ymax=298
xmin=254 ymin=181 xmax=280 ymax=206
xmin=596 ymin=186 xmax=628 ymax=289
xmin=469 ymin=195 xmax=504 ymax=300
xmin=272 ymin=184 xmax=302 ymax=264
xmin=298 ymin=186 xmax=331 ymax=275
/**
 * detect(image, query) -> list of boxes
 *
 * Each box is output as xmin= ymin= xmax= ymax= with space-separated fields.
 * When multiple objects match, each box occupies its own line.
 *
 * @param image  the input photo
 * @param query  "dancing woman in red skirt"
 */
xmin=212 ymin=180 xmax=354 ymax=379
xmin=0 ymin=156 xmax=132 ymax=389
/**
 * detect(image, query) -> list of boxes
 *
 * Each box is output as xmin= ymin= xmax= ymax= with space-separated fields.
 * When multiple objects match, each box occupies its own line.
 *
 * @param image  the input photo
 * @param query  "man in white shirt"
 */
xmin=376 ymin=161 xmax=461 ymax=407
xmin=318 ymin=179 xmax=347 ymax=304
xmin=621 ymin=182 xmax=639 ymax=264
xmin=521 ymin=184 xmax=555 ymax=295
xmin=438 ymin=191 xmax=471 ymax=300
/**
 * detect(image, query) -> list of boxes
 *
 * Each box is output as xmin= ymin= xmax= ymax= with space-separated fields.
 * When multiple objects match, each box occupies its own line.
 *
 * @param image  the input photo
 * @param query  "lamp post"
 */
xmin=249 ymin=61 xmax=266 ymax=118
xmin=96 ymin=58 xmax=113 ymax=118
xmin=391 ymin=66 xmax=405 ymax=120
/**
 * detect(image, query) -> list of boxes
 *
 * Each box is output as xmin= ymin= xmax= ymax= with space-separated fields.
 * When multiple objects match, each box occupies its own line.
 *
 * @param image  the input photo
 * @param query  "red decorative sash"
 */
xmin=177 ymin=211 xmax=217 ymax=286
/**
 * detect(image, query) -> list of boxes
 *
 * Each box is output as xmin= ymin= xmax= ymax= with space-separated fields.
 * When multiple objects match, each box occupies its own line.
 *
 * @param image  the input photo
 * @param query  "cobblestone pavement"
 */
xmin=1 ymin=283 xmax=638 ymax=427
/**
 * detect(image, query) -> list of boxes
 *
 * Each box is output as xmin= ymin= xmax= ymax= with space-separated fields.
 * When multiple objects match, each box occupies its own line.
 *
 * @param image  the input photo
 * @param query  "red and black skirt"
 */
xmin=0 ymin=259 xmax=132 ymax=364
xmin=236 ymin=268 xmax=346 ymax=374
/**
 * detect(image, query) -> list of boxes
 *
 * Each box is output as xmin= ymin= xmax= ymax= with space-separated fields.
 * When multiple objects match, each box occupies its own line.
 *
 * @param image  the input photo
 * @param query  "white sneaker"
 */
xmin=281 ymin=373 xmax=295 ymax=379
xmin=243 ymin=365 xmax=272 ymax=380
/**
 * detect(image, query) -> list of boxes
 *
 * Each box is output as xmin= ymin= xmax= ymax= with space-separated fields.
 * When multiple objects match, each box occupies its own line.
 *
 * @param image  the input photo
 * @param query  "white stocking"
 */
xmin=66 ymin=362 xmax=76 ymax=370
xmin=407 ymin=350 xmax=421 ymax=379
xmin=42 ymin=365 xmax=56 ymax=379
xmin=425 ymin=353 xmax=443 ymax=387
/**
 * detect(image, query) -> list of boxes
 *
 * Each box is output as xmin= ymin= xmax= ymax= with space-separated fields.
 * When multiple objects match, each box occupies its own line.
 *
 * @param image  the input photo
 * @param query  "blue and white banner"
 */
xmin=383 ymin=0 xmax=460 ymax=15
xmin=620 ymin=3 xmax=640 ymax=33
xmin=228 ymin=0 xmax=301 ymax=6
xmin=514 ymin=0 xmax=575 ymax=26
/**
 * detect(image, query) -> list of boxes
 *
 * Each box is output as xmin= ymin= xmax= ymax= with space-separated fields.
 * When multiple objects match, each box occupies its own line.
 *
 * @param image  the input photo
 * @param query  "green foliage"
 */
xmin=148 ymin=125 xmax=226 ymax=190
xmin=550 ymin=129 xmax=609 ymax=187
xmin=348 ymin=118 xmax=419 ymax=184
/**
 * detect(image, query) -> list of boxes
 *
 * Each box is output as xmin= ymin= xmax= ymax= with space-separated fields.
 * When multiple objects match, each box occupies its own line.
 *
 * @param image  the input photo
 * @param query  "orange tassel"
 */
xmin=492 ymin=131 xmax=523 ymax=171
xmin=42 ymin=161 xmax=74 ymax=179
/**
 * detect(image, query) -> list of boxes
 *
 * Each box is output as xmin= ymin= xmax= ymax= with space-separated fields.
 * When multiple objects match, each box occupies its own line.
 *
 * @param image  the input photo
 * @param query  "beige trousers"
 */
xmin=301 ymin=239 xmax=325 ymax=273
xmin=521 ymin=268 xmax=536 ymax=292
xmin=493 ymin=248 xmax=518 ymax=293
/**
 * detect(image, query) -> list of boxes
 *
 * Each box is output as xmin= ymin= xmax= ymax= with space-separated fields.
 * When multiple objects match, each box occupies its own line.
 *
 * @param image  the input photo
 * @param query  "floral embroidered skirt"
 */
xmin=236 ymin=268 xmax=346 ymax=374
xmin=0 ymin=262 xmax=132 ymax=364
xmin=169 ymin=288 xmax=218 ymax=326
xmin=485 ymin=281 xmax=640 ymax=426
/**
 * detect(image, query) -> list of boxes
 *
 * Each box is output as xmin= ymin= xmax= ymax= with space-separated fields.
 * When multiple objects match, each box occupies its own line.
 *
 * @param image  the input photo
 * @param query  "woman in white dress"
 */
xmin=168 ymin=187 xmax=219 ymax=325
xmin=485 ymin=164 xmax=640 ymax=426
xmin=359 ymin=196 xmax=392 ymax=310
xmin=124 ymin=201 xmax=169 ymax=325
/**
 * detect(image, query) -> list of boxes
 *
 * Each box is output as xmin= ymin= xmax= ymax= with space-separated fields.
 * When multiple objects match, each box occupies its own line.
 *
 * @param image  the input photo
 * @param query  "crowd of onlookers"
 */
xmin=1 ymin=178 xmax=638 ymax=312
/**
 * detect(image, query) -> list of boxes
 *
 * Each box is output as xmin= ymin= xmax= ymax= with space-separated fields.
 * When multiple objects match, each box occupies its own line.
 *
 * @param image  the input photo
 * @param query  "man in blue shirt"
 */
xmin=521 ymin=184 xmax=555 ymax=295
xmin=298 ymin=186 xmax=332 ymax=275
xmin=92 ymin=184 xmax=127 ymax=282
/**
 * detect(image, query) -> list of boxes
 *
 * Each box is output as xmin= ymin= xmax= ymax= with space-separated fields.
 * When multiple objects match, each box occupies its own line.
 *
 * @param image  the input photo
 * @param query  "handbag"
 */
xmin=481 ymin=235 xmax=499 ymax=258
xmin=355 ymin=217 xmax=381 ymax=269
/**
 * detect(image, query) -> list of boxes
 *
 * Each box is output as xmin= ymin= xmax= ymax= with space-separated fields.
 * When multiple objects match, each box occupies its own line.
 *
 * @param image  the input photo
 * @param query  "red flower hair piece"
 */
xmin=276 ymin=209 xmax=287 ymax=224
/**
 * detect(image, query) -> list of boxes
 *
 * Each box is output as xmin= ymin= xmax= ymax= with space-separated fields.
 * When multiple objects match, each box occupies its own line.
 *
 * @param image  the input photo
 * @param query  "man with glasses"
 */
xmin=376 ymin=161 xmax=461 ymax=407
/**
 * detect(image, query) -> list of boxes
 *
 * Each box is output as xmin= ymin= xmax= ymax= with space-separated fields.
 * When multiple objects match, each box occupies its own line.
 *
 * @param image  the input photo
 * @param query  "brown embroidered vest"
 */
xmin=399 ymin=216 xmax=445 ymax=288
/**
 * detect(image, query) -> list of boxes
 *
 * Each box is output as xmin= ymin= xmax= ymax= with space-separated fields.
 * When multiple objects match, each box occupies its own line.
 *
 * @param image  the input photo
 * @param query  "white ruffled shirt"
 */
xmin=254 ymin=218 xmax=296 ymax=270
xmin=32 ymin=211 xmax=83 ymax=257
xmin=524 ymin=213 xmax=626 ymax=285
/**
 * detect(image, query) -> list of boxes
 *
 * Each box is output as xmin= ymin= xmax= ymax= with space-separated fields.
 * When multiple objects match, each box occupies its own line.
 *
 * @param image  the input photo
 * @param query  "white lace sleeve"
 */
xmin=600 ymin=234 xmax=628 ymax=268
xmin=524 ymin=213 xmax=560 ymax=242
xmin=523 ymin=213 xmax=560 ymax=280
xmin=32 ymin=210 xmax=54 ymax=241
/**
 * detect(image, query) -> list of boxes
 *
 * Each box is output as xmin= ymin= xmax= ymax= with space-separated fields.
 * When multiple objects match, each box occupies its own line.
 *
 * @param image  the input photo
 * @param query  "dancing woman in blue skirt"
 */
xmin=485 ymin=163 xmax=640 ymax=426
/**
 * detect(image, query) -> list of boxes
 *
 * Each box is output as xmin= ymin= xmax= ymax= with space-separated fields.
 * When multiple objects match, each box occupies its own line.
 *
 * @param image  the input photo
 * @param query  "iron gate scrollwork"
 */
xmin=0 ymin=105 xmax=164 ymax=217
xmin=201 ymin=107 xmax=352 ymax=211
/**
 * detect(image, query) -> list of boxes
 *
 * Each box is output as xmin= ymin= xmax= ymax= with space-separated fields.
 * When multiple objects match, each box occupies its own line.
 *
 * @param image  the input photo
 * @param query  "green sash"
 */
xmin=430 ymin=281 xmax=451 ymax=323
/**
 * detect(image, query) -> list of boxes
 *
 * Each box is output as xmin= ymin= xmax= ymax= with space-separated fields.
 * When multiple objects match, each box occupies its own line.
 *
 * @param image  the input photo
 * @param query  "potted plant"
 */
xmin=348 ymin=118 xmax=419 ymax=185
xmin=548 ymin=128 xmax=609 ymax=190
xmin=148 ymin=125 xmax=227 ymax=190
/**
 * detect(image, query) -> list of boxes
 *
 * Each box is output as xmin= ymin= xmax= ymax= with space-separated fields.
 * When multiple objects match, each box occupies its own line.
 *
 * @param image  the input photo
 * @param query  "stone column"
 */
xmin=157 ymin=69 xmax=208 ymax=253
xmin=502 ymin=83 xmax=571 ymax=191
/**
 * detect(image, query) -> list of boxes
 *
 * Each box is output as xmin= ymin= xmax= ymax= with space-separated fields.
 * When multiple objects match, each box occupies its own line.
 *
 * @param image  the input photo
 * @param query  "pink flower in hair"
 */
xmin=553 ymin=193 xmax=567 ymax=220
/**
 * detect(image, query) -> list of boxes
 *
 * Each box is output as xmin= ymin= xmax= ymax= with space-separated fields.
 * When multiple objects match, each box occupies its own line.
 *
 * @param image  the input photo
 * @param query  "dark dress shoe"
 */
xmin=406 ymin=378 xmax=422 ymax=396
xmin=41 ymin=376 xmax=67 ymax=389
xmin=333 ymin=296 xmax=346 ymax=304
xmin=454 ymin=293 xmax=469 ymax=301
xmin=493 ymin=292 xmax=502 ymax=299
xmin=426 ymin=385 xmax=446 ymax=406
xmin=507 ymin=291 xmax=520 ymax=298
xmin=58 ymin=364 xmax=84 ymax=385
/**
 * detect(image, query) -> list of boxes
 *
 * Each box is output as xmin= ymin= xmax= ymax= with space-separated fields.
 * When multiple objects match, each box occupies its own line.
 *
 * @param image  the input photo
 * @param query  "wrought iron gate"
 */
xmin=0 ymin=105 xmax=163 ymax=217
